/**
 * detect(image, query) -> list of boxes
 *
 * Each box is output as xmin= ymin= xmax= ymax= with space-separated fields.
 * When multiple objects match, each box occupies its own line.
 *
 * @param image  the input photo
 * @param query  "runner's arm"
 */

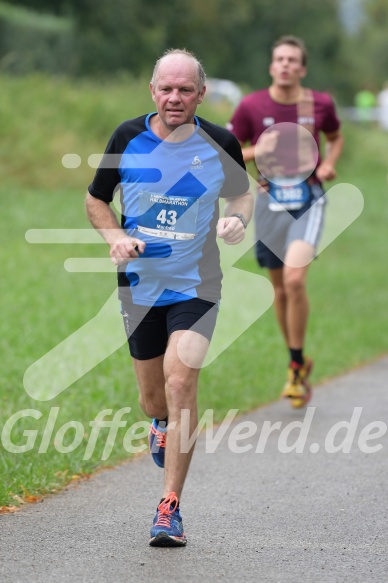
xmin=316 ymin=130 xmax=344 ymax=182
xmin=241 ymin=144 xmax=256 ymax=163
xmin=85 ymin=192 xmax=145 ymax=264
xmin=217 ymin=191 xmax=253 ymax=245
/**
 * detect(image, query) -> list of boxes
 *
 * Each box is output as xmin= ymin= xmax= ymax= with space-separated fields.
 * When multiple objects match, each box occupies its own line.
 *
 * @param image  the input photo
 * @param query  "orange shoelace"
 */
xmin=150 ymin=424 xmax=167 ymax=449
xmin=155 ymin=492 xmax=179 ymax=527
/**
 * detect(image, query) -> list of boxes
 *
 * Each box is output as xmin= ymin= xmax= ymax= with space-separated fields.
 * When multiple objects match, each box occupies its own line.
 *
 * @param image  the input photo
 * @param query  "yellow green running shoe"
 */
xmin=281 ymin=358 xmax=313 ymax=408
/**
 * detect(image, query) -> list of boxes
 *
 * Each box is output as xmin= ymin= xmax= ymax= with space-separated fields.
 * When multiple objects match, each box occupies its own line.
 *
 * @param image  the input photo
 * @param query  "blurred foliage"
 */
xmin=0 ymin=2 xmax=74 ymax=74
xmin=345 ymin=0 xmax=388 ymax=91
xmin=1 ymin=0 xmax=387 ymax=102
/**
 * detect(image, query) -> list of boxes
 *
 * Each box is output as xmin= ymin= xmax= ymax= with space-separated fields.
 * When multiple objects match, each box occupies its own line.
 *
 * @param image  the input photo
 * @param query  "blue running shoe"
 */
xmin=148 ymin=419 xmax=167 ymax=468
xmin=149 ymin=492 xmax=187 ymax=547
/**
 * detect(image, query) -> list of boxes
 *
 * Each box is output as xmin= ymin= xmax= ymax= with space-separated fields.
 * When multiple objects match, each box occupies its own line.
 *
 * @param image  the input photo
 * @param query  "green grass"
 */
xmin=1 ymin=73 xmax=387 ymax=507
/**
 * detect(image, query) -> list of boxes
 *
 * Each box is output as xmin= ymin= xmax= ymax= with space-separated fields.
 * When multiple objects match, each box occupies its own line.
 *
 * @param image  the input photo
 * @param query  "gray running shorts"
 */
xmin=254 ymin=183 xmax=325 ymax=269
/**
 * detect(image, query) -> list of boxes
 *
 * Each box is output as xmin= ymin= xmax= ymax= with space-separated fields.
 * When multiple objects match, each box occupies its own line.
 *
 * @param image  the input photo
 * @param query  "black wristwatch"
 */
xmin=230 ymin=213 xmax=247 ymax=229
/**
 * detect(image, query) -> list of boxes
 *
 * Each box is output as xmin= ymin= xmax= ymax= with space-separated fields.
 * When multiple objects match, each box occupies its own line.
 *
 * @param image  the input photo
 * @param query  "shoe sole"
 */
xmin=289 ymin=381 xmax=312 ymax=408
xmin=149 ymin=532 xmax=187 ymax=547
xmin=150 ymin=451 xmax=165 ymax=468
xmin=284 ymin=358 xmax=314 ymax=408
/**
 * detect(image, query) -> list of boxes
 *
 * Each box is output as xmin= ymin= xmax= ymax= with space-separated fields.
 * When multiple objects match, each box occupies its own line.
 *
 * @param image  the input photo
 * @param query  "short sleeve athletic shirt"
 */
xmin=88 ymin=113 xmax=249 ymax=307
xmin=228 ymin=88 xmax=340 ymax=179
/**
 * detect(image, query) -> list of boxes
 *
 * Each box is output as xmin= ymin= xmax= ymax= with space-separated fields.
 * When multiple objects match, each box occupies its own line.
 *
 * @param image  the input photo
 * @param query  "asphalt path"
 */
xmin=1 ymin=357 xmax=388 ymax=583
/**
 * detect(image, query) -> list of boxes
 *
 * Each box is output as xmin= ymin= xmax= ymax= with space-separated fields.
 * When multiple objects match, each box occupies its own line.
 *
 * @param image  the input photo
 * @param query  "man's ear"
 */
xmin=198 ymin=86 xmax=206 ymax=104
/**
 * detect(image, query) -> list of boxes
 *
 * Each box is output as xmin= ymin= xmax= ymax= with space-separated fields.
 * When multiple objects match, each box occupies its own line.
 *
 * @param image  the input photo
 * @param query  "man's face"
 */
xmin=150 ymin=56 xmax=206 ymax=133
xmin=269 ymin=44 xmax=306 ymax=88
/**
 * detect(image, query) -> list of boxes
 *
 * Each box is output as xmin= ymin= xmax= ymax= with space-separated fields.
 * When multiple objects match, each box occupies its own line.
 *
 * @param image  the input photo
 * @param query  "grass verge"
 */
xmin=1 ymin=74 xmax=387 ymax=507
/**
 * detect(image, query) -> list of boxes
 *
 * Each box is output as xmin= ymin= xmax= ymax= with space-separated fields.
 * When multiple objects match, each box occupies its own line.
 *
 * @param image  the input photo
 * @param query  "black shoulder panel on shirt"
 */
xmin=88 ymin=115 xmax=149 ymax=203
xmin=196 ymin=116 xmax=249 ymax=197
xmin=109 ymin=115 xmax=149 ymax=152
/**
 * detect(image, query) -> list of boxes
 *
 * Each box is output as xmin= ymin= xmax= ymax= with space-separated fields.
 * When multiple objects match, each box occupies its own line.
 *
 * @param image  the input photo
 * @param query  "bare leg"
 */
xmin=283 ymin=240 xmax=314 ymax=350
xmin=132 ymin=329 xmax=209 ymax=501
xmin=132 ymin=355 xmax=167 ymax=420
xmin=162 ymin=330 xmax=209 ymax=500
xmin=268 ymin=267 xmax=288 ymax=346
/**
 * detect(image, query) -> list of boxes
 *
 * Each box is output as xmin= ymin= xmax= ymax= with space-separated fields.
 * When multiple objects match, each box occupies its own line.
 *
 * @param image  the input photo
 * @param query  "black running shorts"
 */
xmin=121 ymin=297 xmax=218 ymax=360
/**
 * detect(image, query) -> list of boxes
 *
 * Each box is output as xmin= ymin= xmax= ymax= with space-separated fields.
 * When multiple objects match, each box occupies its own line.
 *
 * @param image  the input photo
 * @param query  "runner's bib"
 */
xmin=137 ymin=191 xmax=199 ymax=240
xmin=268 ymin=176 xmax=311 ymax=212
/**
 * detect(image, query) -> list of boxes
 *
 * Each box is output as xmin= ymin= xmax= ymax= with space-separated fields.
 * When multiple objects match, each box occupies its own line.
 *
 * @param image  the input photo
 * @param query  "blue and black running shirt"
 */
xmin=88 ymin=113 xmax=249 ymax=307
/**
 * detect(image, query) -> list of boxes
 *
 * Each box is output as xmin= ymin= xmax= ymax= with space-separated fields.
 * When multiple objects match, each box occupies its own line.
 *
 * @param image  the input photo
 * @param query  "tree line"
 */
xmin=1 ymin=0 xmax=388 ymax=103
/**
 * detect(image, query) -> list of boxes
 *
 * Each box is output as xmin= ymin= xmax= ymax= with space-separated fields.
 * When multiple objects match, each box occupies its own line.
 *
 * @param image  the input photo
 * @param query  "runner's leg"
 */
xmin=268 ymin=267 xmax=288 ymax=346
xmin=162 ymin=329 xmax=208 ymax=500
xmin=283 ymin=240 xmax=314 ymax=350
xmin=132 ymin=356 xmax=167 ymax=420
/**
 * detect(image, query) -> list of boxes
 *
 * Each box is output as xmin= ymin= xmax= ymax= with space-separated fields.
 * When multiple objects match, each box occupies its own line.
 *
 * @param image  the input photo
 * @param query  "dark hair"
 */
xmin=151 ymin=48 xmax=206 ymax=91
xmin=272 ymin=35 xmax=308 ymax=67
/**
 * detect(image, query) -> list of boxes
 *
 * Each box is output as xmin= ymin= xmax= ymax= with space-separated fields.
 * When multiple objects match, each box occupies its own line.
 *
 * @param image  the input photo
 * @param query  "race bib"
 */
xmin=268 ymin=176 xmax=311 ymax=212
xmin=137 ymin=191 xmax=199 ymax=240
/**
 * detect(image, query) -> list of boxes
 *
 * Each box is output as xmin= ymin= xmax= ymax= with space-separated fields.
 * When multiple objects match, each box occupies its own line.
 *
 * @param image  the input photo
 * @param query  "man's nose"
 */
xmin=169 ymin=89 xmax=181 ymax=101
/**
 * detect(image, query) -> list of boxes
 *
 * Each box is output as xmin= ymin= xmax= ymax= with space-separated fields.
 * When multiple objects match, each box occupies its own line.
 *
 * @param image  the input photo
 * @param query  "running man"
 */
xmin=228 ymin=35 xmax=343 ymax=407
xmin=86 ymin=49 xmax=252 ymax=545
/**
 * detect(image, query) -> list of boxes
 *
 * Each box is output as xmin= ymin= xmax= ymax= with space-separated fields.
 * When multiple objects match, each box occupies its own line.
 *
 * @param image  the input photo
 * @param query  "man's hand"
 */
xmin=316 ymin=131 xmax=343 ymax=182
xmin=316 ymin=161 xmax=336 ymax=182
xmin=109 ymin=236 xmax=145 ymax=265
xmin=241 ymin=130 xmax=280 ymax=164
xmin=85 ymin=194 xmax=146 ymax=264
xmin=217 ymin=216 xmax=246 ymax=245
xmin=255 ymin=130 xmax=280 ymax=157
xmin=253 ymin=130 xmax=281 ymax=177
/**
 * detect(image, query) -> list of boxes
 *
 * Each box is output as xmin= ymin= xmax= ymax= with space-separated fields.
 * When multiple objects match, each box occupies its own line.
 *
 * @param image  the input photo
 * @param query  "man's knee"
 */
xmin=273 ymin=283 xmax=287 ymax=304
xmin=284 ymin=271 xmax=306 ymax=296
xmin=165 ymin=373 xmax=197 ymax=409
xmin=139 ymin=393 xmax=167 ymax=420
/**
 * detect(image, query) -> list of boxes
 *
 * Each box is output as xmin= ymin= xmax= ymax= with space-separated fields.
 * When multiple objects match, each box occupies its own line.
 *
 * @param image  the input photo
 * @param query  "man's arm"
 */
xmin=241 ymin=144 xmax=256 ymax=163
xmin=316 ymin=130 xmax=344 ymax=182
xmin=217 ymin=191 xmax=254 ymax=245
xmin=85 ymin=192 xmax=145 ymax=264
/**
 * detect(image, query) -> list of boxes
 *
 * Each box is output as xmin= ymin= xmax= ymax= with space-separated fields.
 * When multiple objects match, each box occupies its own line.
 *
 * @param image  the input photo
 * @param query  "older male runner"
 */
xmin=86 ymin=48 xmax=252 ymax=545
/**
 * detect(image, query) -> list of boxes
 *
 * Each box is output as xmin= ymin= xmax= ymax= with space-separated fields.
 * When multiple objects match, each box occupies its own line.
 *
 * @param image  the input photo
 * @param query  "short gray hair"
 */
xmin=151 ymin=48 xmax=206 ymax=92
